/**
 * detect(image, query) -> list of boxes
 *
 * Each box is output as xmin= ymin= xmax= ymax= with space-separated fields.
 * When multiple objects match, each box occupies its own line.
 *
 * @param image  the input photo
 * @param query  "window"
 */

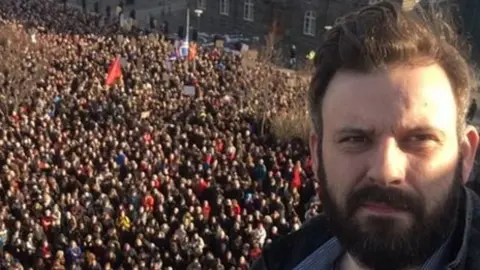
xmin=197 ymin=0 xmax=207 ymax=9
xmin=219 ymin=0 xmax=229 ymax=15
xmin=94 ymin=2 xmax=99 ymax=13
xmin=243 ymin=0 xmax=254 ymax=21
xmin=303 ymin=11 xmax=316 ymax=36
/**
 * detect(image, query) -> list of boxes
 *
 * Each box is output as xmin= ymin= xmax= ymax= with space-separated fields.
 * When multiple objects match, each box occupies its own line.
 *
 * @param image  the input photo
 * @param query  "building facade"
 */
xmin=67 ymin=0 xmax=371 ymax=53
xmin=194 ymin=0 xmax=370 ymax=54
xmin=67 ymin=0 xmax=190 ymax=32
xmin=458 ymin=0 xmax=480 ymax=62
xmin=67 ymin=0 xmax=479 ymax=59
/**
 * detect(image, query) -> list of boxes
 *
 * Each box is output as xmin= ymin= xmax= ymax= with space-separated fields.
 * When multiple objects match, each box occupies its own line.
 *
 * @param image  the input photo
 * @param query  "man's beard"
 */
xmin=317 ymin=150 xmax=462 ymax=270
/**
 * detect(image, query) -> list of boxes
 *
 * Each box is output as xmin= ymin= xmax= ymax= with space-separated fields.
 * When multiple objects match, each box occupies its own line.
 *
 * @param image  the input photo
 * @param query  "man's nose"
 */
xmin=366 ymin=138 xmax=407 ymax=186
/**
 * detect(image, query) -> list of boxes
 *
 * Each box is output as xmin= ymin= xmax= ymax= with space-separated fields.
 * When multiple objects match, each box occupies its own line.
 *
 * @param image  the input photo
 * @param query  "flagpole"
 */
xmin=184 ymin=8 xmax=190 ymax=72
xmin=186 ymin=8 xmax=190 ymax=43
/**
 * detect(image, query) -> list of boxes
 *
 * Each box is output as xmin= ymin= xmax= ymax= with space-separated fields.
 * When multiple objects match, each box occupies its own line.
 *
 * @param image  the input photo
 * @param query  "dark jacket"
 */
xmin=251 ymin=187 xmax=480 ymax=270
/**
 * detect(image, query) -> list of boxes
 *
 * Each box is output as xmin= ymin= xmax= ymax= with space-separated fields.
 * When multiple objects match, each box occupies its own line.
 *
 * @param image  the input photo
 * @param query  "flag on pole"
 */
xmin=188 ymin=42 xmax=198 ymax=61
xmin=106 ymin=57 xmax=122 ymax=86
xmin=179 ymin=41 xmax=189 ymax=58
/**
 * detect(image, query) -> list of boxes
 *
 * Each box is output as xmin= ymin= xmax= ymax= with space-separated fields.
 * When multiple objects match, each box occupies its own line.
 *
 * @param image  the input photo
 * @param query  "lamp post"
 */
xmin=194 ymin=9 xmax=203 ymax=34
xmin=185 ymin=8 xmax=191 ymax=42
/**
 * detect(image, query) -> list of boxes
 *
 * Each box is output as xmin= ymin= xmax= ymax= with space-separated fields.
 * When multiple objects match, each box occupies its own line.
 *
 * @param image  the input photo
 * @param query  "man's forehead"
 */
xmin=322 ymin=64 xmax=457 ymax=133
xmin=326 ymin=64 xmax=451 ymax=98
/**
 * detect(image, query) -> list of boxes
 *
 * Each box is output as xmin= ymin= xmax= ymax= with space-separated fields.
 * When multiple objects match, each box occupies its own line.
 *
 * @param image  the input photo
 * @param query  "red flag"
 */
xmin=105 ymin=57 xmax=122 ymax=86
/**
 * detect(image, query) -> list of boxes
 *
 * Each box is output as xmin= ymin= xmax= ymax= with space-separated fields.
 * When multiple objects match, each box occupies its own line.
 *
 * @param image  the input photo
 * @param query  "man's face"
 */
xmin=310 ymin=64 xmax=478 ymax=269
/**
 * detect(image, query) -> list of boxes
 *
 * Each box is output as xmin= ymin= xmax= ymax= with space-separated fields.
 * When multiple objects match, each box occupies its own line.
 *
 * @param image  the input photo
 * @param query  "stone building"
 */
xmin=193 ymin=0 xmax=369 ymax=54
xmin=66 ymin=0 xmax=480 ymax=59
xmin=66 ymin=0 xmax=190 ymax=31
xmin=67 ymin=0 xmax=370 ymax=53
xmin=458 ymin=0 xmax=480 ymax=62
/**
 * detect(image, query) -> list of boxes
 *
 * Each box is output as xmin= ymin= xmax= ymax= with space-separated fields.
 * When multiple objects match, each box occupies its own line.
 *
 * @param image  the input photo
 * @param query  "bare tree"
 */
xmin=270 ymin=87 xmax=311 ymax=143
xmin=240 ymin=13 xmax=314 ymax=139
xmin=0 ymin=23 xmax=48 ymax=122
xmin=241 ymin=17 xmax=288 ymax=135
xmin=257 ymin=17 xmax=283 ymax=65
xmin=253 ymin=65 xmax=278 ymax=135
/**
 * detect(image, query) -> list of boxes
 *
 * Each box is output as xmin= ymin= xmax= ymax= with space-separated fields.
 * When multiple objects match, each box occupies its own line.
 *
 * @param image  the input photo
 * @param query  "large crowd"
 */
xmin=0 ymin=0 xmax=321 ymax=269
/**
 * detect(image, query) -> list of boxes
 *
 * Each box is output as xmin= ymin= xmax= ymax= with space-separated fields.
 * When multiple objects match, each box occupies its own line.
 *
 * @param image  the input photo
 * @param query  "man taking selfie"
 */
xmin=252 ymin=1 xmax=480 ymax=270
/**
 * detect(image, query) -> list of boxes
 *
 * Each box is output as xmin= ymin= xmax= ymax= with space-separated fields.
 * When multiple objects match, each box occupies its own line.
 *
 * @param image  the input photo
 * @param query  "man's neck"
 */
xmin=336 ymin=253 xmax=367 ymax=270
xmin=337 ymin=253 xmax=419 ymax=270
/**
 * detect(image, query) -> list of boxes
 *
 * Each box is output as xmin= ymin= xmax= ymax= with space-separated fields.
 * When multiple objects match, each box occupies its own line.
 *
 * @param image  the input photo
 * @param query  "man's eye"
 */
xmin=401 ymin=134 xmax=439 ymax=152
xmin=406 ymin=134 xmax=435 ymax=142
xmin=339 ymin=136 xmax=369 ymax=144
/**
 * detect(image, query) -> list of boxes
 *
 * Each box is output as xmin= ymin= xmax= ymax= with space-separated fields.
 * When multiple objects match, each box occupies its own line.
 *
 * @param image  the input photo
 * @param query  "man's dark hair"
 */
xmin=308 ymin=1 xmax=477 ymax=137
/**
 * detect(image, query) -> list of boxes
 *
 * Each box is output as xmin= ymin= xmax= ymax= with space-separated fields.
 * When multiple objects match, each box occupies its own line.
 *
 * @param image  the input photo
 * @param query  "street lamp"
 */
xmin=324 ymin=25 xmax=332 ymax=30
xmin=194 ymin=9 xmax=203 ymax=33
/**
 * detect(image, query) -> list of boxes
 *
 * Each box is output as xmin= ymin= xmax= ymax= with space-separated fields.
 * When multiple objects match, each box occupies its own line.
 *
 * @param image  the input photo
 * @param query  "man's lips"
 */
xmin=361 ymin=202 xmax=406 ymax=214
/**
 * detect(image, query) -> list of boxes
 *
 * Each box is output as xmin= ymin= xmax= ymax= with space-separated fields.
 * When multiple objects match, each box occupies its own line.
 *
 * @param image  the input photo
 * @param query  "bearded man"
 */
xmin=252 ymin=2 xmax=480 ymax=270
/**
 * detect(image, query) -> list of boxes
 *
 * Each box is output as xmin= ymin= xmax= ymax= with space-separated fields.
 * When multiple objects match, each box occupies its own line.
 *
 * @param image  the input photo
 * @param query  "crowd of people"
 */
xmin=0 ymin=0 xmax=320 ymax=269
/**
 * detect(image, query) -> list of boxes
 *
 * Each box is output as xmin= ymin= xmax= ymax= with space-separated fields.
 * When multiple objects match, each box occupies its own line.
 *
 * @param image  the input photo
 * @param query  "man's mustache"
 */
xmin=346 ymin=185 xmax=423 ymax=217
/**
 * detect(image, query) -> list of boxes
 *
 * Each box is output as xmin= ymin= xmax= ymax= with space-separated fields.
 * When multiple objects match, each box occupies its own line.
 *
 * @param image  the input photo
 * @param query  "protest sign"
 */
xmin=242 ymin=49 xmax=258 ymax=67
xmin=179 ymin=41 xmax=189 ymax=58
xmin=117 ymin=34 xmax=124 ymax=44
xmin=119 ymin=57 xmax=128 ymax=67
xmin=215 ymin=40 xmax=224 ymax=48
xmin=141 ymin=111 xmax=151 ymax=119
xmin=183 ymin=85 xmax=195 ymax=96
xmin=162 ymin=73 xmax=169 ymax=81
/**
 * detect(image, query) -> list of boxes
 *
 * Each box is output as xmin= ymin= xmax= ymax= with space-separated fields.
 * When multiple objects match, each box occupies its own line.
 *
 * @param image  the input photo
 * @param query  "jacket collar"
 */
xmin=447 ymin=187 xmax=480 ymax=270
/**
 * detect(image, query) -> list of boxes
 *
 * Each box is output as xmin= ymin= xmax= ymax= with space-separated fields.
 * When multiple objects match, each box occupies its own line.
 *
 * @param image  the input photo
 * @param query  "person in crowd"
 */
xmin=253 ymin=2 xmax=480 ymax=269
xmin=289 ymin=44 xmax=297 ymax=69
xmin=467 ymin=98 xmax=477 ymax=122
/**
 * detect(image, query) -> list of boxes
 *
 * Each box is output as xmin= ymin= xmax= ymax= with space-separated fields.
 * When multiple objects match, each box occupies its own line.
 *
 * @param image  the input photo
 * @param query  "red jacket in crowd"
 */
xmin=143 ymin=195 xmax=155 ymax=211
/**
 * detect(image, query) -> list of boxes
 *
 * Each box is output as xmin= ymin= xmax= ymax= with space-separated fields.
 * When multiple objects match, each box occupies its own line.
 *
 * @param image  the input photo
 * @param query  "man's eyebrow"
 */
xmin=335 ymin=126 xmax=446 ymax=138
xmin=397 ymin=126 xmax=446 ymax=138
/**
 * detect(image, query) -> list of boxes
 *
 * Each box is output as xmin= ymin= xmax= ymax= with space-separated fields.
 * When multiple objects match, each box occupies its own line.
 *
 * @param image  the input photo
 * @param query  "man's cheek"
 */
xmin=325 ymin=173 xmax=345 ymax=198
xmin=324 ymin=180 xmax=343 ymax=206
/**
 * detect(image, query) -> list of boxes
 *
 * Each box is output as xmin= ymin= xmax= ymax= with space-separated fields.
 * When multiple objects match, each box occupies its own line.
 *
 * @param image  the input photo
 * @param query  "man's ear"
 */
xmin=460 ymin=125 xmax=479 ymax=184
xmin=310 ymin=133 xmax=325 ymax=199
xmin=309 ymin=132 xmax=319 ymax=176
